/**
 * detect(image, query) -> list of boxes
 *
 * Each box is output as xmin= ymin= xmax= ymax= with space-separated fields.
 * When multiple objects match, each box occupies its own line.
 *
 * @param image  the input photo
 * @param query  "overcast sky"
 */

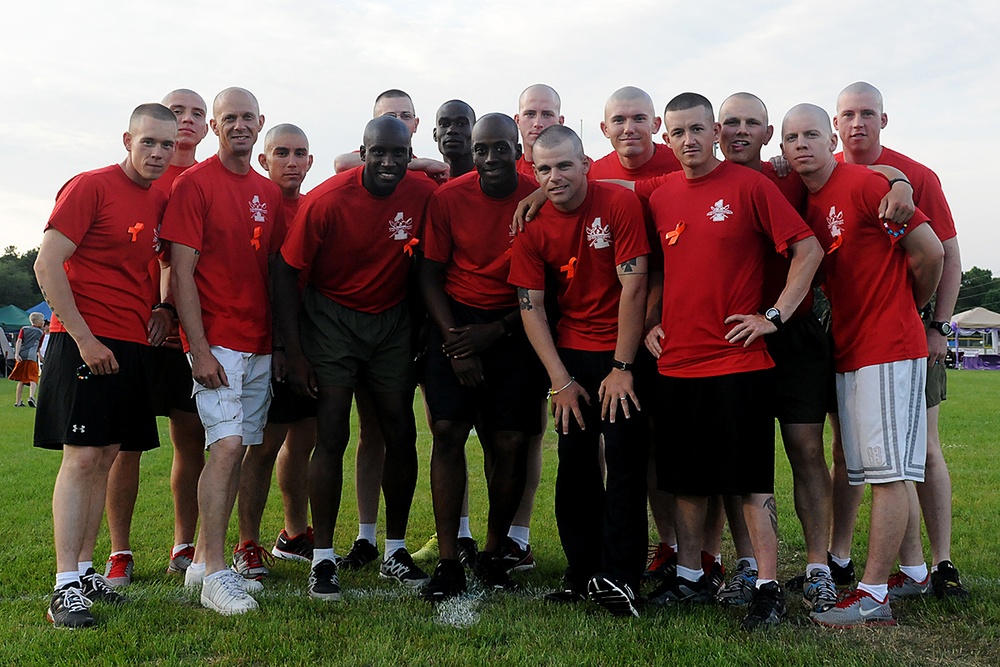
xmin=2 ymin=0 xmax=997 ymax=273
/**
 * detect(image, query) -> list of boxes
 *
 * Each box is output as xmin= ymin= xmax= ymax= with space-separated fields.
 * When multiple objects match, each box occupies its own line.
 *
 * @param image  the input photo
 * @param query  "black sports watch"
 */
xmin=930 ymin=321 xmax=953 ymax=336
xmin=764 ymin=307 xmax=784 ymax=331
xmin=611 ymin=359 xmax=633 ymax=372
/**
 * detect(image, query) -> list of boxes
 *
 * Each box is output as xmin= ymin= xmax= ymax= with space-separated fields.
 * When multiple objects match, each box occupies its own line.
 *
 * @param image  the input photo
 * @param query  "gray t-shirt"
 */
xmin=18 ymin=326 xmax=43 ymax=362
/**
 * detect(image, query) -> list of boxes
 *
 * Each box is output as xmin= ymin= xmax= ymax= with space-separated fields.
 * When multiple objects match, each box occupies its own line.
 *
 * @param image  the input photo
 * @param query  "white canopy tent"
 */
xmin=953 ymin=307 xmax=1000 ymax=355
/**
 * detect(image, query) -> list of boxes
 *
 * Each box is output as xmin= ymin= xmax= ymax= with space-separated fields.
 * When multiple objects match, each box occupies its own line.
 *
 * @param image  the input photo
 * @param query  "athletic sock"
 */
xmin=385 ymin=539 xmax=406 ymax=557
xmin=77 ymin=561 xmax=94 ymax=577
xmin=507 ymin=525 xmax=530 ymax=549
xmin=738 ymin=557 xmax=758 ymax=571
xmin=829 ymin=552 xmax=852 ymax=568
xmin=901 ymin=562 xmax=929 ymax=582
xmin=857 ymin=581 xmax=888 ymax=602
xmin=172 ymin=543 xmax=194 ymax=558
xmin=187 ymin=562 xmax=206 ymax=577
xmin=457 ymin=516 xmax=473 ymax=540
xmin=677 ymin=565 xmax=703 ymax=582
xmin=313 ymin=548 xmax=336 ymax=567
xmin=756 ymin=578 xmax=776 ymax=588
xmin=806 ymin=562 xmax=830 ymax=577
xmin=357 ymin=523 xmax=377 ymax=545
xmin=109 ymin=550 xmax=133 ymax=558
xmin=55 ymin=571 xmax=80 ymax=589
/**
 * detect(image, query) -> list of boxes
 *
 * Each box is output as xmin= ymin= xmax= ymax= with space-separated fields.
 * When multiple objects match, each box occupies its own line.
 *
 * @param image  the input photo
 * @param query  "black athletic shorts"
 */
xmin=267 ymin=376 xmax=318 ymax=424
xmin=147 ymin=345 xmax=197 ymax=416
xmin=33 ymin=333 xmax=159 ymax=452
xmin=423 ymin=299 xmax=546 ymax=435
xmin=765 ymin=316 xmax=835 ymax=425
xmin=654 ymin=369 xmax=774 ymax=495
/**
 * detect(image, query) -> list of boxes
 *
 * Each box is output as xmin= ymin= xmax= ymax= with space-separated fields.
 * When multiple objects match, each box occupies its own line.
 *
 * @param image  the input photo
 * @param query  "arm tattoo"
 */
xmin=618 ymin=258 xmax=637 ymax=273
xmin=517 ymin=288 xmax=533 ymax=311
xmin=764 ymin=495 xmax=778 ymax=537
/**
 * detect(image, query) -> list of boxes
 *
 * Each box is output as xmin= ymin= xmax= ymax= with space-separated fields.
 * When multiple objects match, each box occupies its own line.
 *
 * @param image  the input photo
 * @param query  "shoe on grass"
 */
xmin=232 ymin=540 xmax=272 ymax=579
xmin=497 ymin=537 xmax=535 ymax=572
xmin=644 ymin=542 xmax=677 ymax=580
xmin=802 ymin=568 xmax=839 ymax=612
xmin=457 ymin=537 xmax=479 ymax=570
xmin=588 ymin=575 xmax=639 ymax=618
xmin=473 ymin=552 xmax=517 ymax=591
xmin=341 ymin=538 xmax=380 ymax=571
xmin=82 ymin=568 xmax=128 ymax=605
xmin=308 ymin=559 xmax=341 ymax=601
xmin=648 ymin=574 xmax=711 ymax=605
xmin=201 ymin=570 xmax=258 ymax=615
xmin=273 ymin=527 xmax=314 ymax=563
xmin=168 ymin=545 xmax=195 ymax=574
xmin=421 ymin=559 xmax=466 ymax=603
xmin=380 ymin=548 xmax=430 ymax=587
xmin=931 ymin=560 xmax=971 ymax=601
xmin=103 ymin=553 xmax=134 ymax=588
xmin=810 ymin=587 xmax=895 ymax=628
xmin=741 ymin=581 xmax=786 ymax=630
xmin=887 ymin=570 xmax=930 ymax=600
xmin=718 ymin=560 xmax=757 ymax=606
xmin=828 ymin=552 xmax=856 ymax=587
xmin=185 ymin=565 xmax=263 ymax=592
xmin=47 ymin=584 xmax=95 ymax=629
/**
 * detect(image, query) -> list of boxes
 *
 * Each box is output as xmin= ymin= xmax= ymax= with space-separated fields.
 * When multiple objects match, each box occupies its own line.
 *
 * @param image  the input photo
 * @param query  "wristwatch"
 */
xmin=930 ymin=321 xmax=953 ymax=336
xmin=764 ymin=307 xmax=784 ymax=331
xmin=611 ymin=359 xmax=633 ymax=371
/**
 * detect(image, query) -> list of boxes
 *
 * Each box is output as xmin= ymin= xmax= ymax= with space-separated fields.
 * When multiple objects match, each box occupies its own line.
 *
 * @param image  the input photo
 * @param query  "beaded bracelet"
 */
xmin=883 ymin=220 xmax=908 ymax=238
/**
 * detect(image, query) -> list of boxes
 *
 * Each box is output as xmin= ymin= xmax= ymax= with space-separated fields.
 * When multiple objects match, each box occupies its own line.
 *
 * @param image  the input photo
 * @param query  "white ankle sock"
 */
xmin=77 ymin=561 xmax=94 ymax=576
xmin=458 ymin=516 xmax=473 ymax=539
xmin=384 ymin=539 xmax=406 ymax=557
xmin=507 ymin=525 xmax=530 ymax=549
xmin=357 ymin=524 xmax=377 ymax=545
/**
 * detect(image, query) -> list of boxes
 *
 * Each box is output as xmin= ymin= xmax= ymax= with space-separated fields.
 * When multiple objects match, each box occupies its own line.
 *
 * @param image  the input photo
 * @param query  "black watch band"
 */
xmin=764 ymin=307 xmax=783 ymax=331
xmin=611 ymin=359 xmax=633 ymax=372
xmin=930 ymin=321 xmax=953 ymax=336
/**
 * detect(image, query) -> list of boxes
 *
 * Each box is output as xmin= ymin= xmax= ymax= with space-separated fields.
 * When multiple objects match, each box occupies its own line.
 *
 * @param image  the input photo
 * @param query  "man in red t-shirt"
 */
xmin=104 ymin=89 xmax=211 ymax=588
xmin=418 ymin=114 xmax=545 ymax=601
xmin=509 ymin=125 xmax=650 ymax=617
xmin=160 ymin=87 xmax=286 ymax=615
xmin=589 ymin=86 xmax=681 ymax=182
xmin=514 ymin=84 xmax=565 ymax=179
xmin=231 ymin=123 xmax=318 ymax=574
xmin=275 ymin=115 xmax=437 ymax=600
xmin=782 ymin=103 xmax=944 ymax=627
xmin=643 ymin=93 xmax=822 ymax=631
xmin=33 ymin=103 xmax=178 ymax=628
xmin=831 ymin=81 xmax=969 ymax=601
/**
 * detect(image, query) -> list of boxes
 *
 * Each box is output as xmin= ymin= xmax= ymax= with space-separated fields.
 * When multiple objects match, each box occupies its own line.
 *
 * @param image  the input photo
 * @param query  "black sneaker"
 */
xmin=47 ymin=584 xmax=95 ymax=628
xmin=644 ymin=543 xmax=677 ymax=580
xmin=741 ymin=581 xmax=786 ymax=631
xmin=497 ymin=537 xmax=535 ymax=572
xmin=648 ymin=574 xmax=711 ymax=605
xmin=457 ymin=537 xmax=479 ymax=570
xmin=80 ymin=568 xmax=128 ymax=605
xmin=702 ymin=552 xmax=726 ymax=598
xmin=931 ymin=560 xmax=971 ymax=601
xmin=308 ymin=559 xmax=341 ymax=601
xmin=340 ymin=538 xmax=379 ymax=571
xmin=473 ymin=552 xmax=517 ymax=592
xmin=828 ymin=552 xmax=856 ymax=587
xmin=380 ymin=548 xmax=430 ymax=587
xmin=421 ymin=559 xmax=467 ymax=603
xmin=588 ymin=575 xmax=639 ymax=618
xmin=27 ymin=397 xmax=36 ymax=408
xmin=273 ymin=527 xmax=314 ymax=563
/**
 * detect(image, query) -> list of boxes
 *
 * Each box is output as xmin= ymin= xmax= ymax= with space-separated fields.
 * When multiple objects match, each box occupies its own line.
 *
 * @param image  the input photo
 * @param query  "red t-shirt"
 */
xmin=759 ymin=162 xmax=813 ymax=320
xmin=151 ymin=163 xmax=193 ymax=196
xmin=45 ymin=164 xmax=167 ymax=345
xmin=515 ymin=156 xmax=535 ymax=180
xmin=281 ymin=167 xmax=436 ymax=314
xmin=159 ymin=155 xmax=285 ymax=354
xmin=804 ymin=163 xmax=929 ymax=371
xmin=508 ymin=182 xmax=650 ymax=352
xmin=424 ymin=172 xmax=540 ymax=310
xmin=835 ymin=146 xmax=956 ymax=242
xmin=588 ymin=143 xmax=682 ymax=181
xmin=649 ymin=160 xmax=815 ymax=378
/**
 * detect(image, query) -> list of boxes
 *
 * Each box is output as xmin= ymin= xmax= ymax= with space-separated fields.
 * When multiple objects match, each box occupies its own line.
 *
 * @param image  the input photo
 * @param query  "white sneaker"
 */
xmin=201 ymin=570 xmax=259 ymax=615
xmin=186 ymin=565 xmax=263 ymax=592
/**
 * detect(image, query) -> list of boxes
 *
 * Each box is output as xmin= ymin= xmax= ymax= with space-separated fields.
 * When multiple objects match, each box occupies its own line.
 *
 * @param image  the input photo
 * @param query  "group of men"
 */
xmin=33 ymin=80 xmax=968 ymax=632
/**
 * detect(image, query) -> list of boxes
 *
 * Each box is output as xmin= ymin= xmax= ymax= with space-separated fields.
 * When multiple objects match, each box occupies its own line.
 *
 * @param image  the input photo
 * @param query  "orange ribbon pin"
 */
xmin=403 ymin=237 xmax=420 ymax=257
xmin=665 ymin=221 xmax=685 ymax=246
xmin=827 ymin=235 xmax=843 ymax=254
xmin=127 ymin=222 xmax=145 ymax=242
xmin=250 ymin=225 xmax=262 ymax=250
xmin=560 ymin=256 xmax=578 ymax=279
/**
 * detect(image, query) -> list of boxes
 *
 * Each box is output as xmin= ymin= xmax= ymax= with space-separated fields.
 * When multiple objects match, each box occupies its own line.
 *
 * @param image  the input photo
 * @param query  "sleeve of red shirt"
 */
xmin=280 ymin=195 xmax=327 ymax=271
xmin=859 ymin=174 xmax=929 ymax=247
xmin=159 ymin=176 xmax=207 ymax=252
xmin=508 ymin=227 xmax=545 ymax=290
xmin=752 ymin=178 xmax=814 ymax=256
xmin=912 ymin=171 xmax=956 ymax=242
xmin=45 ymin=173 xmax=99 ymax=246
xmin=422 ymin=192 xmax=453 ymax=264
xmin=610 ymin=189 xmax=651 ymax=264
xmin=633 ymin=174 xmax=671 ymax=203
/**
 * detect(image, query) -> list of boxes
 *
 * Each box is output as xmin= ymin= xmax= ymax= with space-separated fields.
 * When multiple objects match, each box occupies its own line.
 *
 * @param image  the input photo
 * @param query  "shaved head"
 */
xmin=363 ymin=115 xmax=411 ymax=147
xmin=837 ymin=81 xmax=883 ymax=114
xmin=720 ymin=92 xmax=768 ymax=124
xmin=519 ymin=84 xmax=561 ymax=113
xmin=436 ymin=99 xmax=475 ymax=124
xmin=129 ymin=102 xmax=176 ymax=133
xmin=264 ymin=123 xmax=308 ymax=152
xmin=162 ymin=88 xmax=204 ymax=107
xmin=782 ymin=103 xmax=832 ymax=136
xmin=374 ymin=89 xmax=413 ymax=114
xmin=213 ymin=87 xmax=259 ymax=117
xmin=605 ymin=86 xmax=655 ymax=117
xmin=534 ymin=124 xmax=584 ymax=157
xmin=474 ymin=113 xmax=519 ymax=143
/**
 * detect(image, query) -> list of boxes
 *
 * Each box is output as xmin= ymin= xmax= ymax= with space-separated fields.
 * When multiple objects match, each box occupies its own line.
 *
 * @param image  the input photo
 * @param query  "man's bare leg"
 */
xmin=170 ymin=410 xmax=205 ymax=550
xmin=354 ymin=386 xmax=384 ymax=544
xmin=277 ymin=418 xmax=316 ymax=537
xmin=781 ymin=422 xmax=832 ymax=565
xmin=237 ymin=423 xmax=285 ymax=545
xmin=53 ymin=444 xmax=120 ymax=574
xmin=917 ymin=404 xmax=952 ymax=565
xmin=198 ymin=436 xmax=246 ymax=575
xmin=829 ymin=414 xmax=864 ymax=563
xmin=742 ymin=493 xmax=778 ymax=582
xmin=861 ymin=481 xmax=909 ymax=586
xmin=105 ymin=451 xmax=141 ymax=553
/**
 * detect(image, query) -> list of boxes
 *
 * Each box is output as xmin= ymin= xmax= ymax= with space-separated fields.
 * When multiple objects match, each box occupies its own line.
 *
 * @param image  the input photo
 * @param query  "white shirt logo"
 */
xmin=389 ymin=212 xmax=413 ymax=240
xmin=249 ymin=195 xmax=267 ymax=223
xmin=827 ymin=206 xmax=844 ymax=238
xmin=706 ymin=199 xmax=732 ymax=222
xmin=586 ymin=217 xmax=611 ymax=249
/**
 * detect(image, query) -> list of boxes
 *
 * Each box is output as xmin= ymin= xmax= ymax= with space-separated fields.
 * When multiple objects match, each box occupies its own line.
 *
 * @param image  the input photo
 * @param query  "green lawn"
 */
xmin=1 ymin=371 xmax=997 ymax=666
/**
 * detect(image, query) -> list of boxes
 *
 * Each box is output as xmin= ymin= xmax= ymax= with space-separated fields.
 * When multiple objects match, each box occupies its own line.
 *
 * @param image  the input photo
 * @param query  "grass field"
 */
xmin=1 ymin=370 xmax=997 ymax=666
